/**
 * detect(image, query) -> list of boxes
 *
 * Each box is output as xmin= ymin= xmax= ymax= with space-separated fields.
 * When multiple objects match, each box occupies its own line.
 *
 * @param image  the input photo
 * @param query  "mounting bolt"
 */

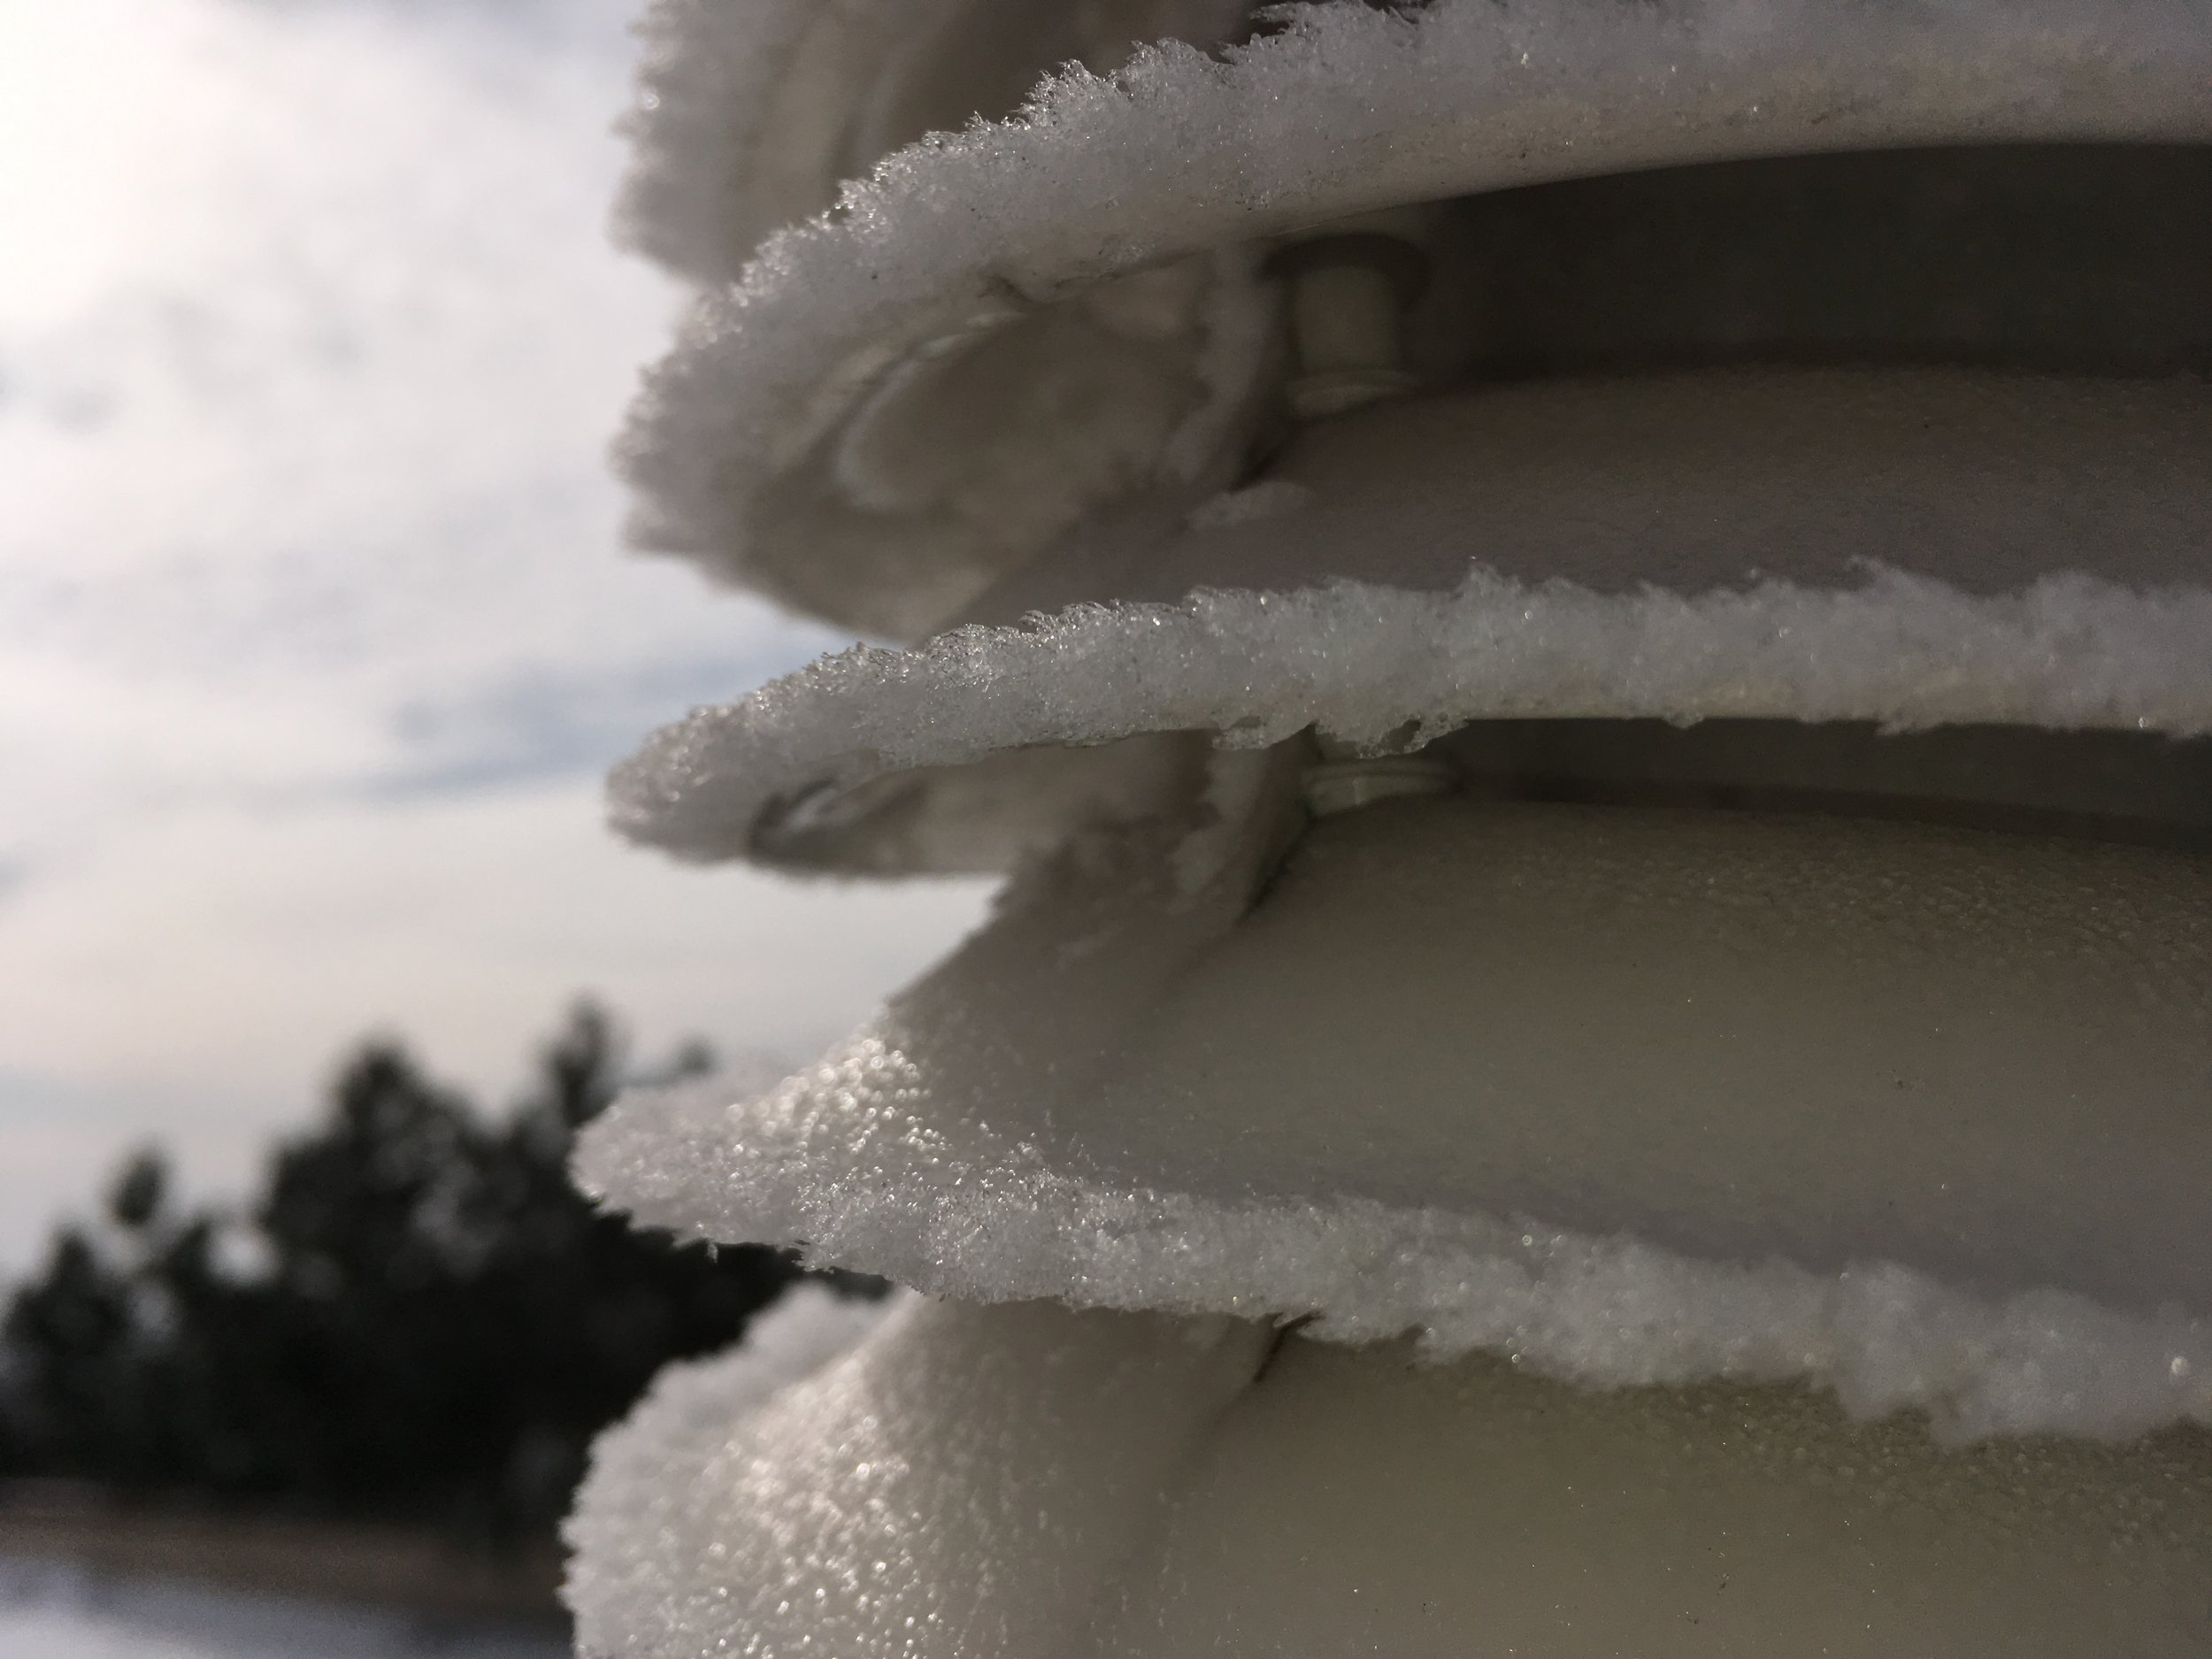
xmin=1271 ymin=207 xmax=1433 ymax=420
xmin=1301 ymin=733 xmax=1455 ymax=818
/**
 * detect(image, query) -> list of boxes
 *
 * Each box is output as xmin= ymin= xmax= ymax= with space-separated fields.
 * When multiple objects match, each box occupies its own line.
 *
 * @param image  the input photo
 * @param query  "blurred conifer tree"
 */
xmin=0 ymin=1003 xmax=851 ymax=1543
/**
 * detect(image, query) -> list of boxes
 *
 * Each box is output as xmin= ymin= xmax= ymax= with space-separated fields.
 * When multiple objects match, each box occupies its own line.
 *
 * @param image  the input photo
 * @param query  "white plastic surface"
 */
xmin=565 ymin=1303 xmax=2212 ymax=1659
xmin=611 ymin=565 xmax=2212 ymax=867
xmin=964 ymin=370 xmax=2212 ymax=620
xmin=619 ymin=0 xmax=2212 ymax=631
xmin=1101 ymin=1340 xmax=2212 ymax=1657
xmin=578 ymin=798 xmax=2212 ymax=1441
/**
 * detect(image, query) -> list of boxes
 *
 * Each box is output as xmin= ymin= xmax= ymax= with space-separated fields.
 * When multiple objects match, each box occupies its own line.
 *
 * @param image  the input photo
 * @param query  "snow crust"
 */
xmin=616 ymin=0 xmax=1252 ymax=287
xmin=573 ymin=1282 xmax=898 ymax=1472
xmin=615 ymin=0 xmax=837 ymax=284
xmin=698 ymin=246 xmax=1271 ymax=638
xmin=616 ymin=0 xmax=1272 ymax=635
xmin=579 ymin=799 xmax=2212 ymax=1443
xmin=620 ymin=0 xmax=2212 ymax=630
xmin=562 ymin=1284 xmax=901 ymax=1653
xmin=565 ymin=1294 xmax=1265 ymax=1659
xmin=611 ymin=568 xmax=2212 ymax=868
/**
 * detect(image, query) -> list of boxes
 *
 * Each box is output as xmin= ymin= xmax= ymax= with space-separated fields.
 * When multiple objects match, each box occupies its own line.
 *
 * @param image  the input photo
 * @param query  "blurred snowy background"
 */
xmin=2 ymin=1557 xmax=565 ymax=1658
xmin=0 ymin=0 xmax=987 ymax=1646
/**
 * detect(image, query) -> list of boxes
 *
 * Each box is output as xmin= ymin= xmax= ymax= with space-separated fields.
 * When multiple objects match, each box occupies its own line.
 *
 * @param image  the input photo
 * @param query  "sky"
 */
xmin=0 ymin=0 xmax=989 ymax=1267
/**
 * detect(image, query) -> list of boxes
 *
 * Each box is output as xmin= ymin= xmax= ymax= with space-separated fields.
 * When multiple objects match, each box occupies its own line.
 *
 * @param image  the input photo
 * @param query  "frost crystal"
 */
xmin=565 ymin=1296 xmax=1264 ymax=1659
xmin=580 ymin=798 xmax=2212 ymax=1442
xmin=565 ymin=1285 xmax=2212 ymax=1657
xmin=619 ymin=0 xmax=2212 ymax=633
xmin=578 ymin=0 xmax=2212 ymax=1650
xmin=612 ymin=568 xmax=2212 ymax=867
xmin=617 ymin=0 xmax=1253 ymax=286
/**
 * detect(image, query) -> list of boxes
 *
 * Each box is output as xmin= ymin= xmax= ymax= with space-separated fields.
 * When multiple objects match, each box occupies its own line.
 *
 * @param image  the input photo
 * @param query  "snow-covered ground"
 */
xmin=0 ymin=1558 xmax=565 ymax=1659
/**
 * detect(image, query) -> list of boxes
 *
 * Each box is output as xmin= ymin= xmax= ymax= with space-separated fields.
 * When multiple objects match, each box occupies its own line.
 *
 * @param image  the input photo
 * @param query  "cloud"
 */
xmin=377 ymin=647 xmax=833 ymax=799
xmin=0 ymin=0 xmax=990 ymax=1264
xmin=0 ymin=1067 xmax=265 ymax=1266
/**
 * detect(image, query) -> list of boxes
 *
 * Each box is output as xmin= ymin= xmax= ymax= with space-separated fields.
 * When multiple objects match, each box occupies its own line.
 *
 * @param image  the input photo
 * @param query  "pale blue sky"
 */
xmin=0 ymin=0 xmax=987 ymax=1265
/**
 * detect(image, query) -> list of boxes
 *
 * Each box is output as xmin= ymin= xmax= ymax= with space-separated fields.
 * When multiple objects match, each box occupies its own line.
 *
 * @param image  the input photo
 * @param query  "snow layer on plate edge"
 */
xmin=576 ymin=1059 xmax=2212 ymax=1444
xmin=566 ymin=1291 xmax=2212 ymax=1659
xmin=616 ymin=0 xmax=1253 ymax=288
xmin=610 ymin=568 xmax=2212 ymax=864
xmin=614 ymin=0 xmax=829 ymax=282
xmin=620 ymin=0 xmax=2212 ymax=614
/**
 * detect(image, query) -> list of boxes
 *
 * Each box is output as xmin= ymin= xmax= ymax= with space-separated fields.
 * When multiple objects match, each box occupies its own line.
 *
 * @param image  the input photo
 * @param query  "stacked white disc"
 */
xmin=564 ymin=4 xmax=2212 ymax=1655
